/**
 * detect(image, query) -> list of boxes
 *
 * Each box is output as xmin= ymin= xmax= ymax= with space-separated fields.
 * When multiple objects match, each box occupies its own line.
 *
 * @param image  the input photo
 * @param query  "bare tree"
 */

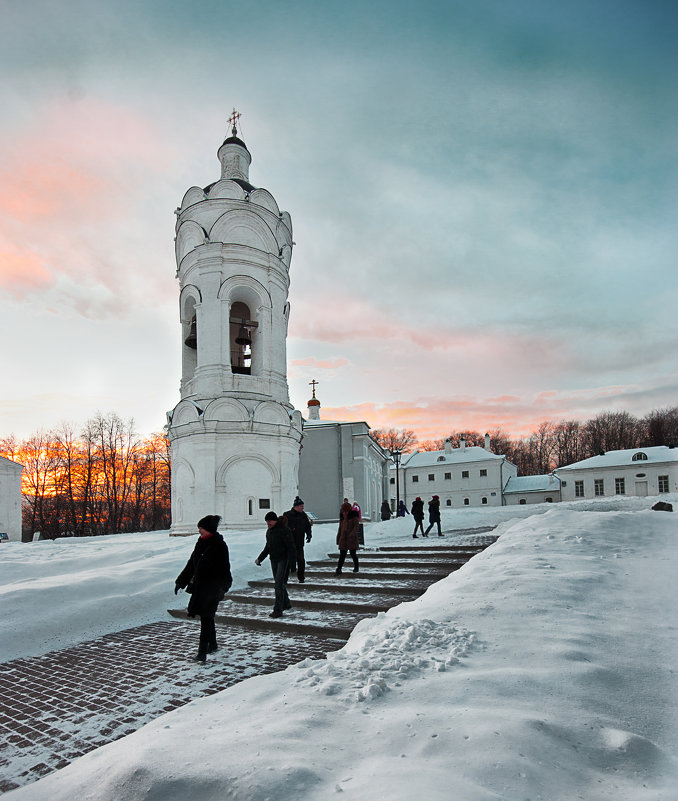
xmin=642 ymin=406 xmax=678 ymax=447
xmin=371 ymin=428 xmax=418 ymax=453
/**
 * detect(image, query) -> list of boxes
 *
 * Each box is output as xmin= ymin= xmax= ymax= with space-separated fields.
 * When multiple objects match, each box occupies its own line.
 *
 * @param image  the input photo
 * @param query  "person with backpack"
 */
xmin=255 ymin=511 xmax=296 ymax=618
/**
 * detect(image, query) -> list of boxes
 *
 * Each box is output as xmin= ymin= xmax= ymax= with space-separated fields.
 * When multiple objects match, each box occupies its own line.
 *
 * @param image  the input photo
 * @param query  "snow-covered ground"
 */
xmin=2 ymin=497 xmax=677 ymax=800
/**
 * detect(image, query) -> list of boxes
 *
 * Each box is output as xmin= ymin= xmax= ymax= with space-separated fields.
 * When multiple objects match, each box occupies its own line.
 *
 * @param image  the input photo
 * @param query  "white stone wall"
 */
xmin=0 ymin=457 xmax=23 ymax=541
xmin=557 ymin=463 xmax=678 ymax=501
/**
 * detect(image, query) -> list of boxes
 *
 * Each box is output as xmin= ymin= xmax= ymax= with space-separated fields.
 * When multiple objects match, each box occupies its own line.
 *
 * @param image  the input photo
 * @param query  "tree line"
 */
xmin=0 ymin=413 xmax=170 ymax=540
xmin=372 ymin=406 xmax=678 ymax=476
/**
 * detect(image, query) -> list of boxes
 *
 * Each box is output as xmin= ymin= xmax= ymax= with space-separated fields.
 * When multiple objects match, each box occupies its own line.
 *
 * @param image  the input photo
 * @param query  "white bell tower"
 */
xmin=167 ymin=112 xmax=303 ymax=533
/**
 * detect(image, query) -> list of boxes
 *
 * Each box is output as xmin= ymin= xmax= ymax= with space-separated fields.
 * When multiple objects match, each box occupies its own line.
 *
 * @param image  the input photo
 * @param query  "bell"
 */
xmin=235 ymin=324 xmax=252 ymax=346
xmin=184 ymin=320 xmax=197 ymax=349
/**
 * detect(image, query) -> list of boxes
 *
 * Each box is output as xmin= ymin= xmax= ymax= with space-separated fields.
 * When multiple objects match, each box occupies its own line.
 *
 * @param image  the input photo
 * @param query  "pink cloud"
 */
xmin=314 ymin=382 xmax=653 ymax=445
xmin=290 ymin=357 xmax=350 ymax=370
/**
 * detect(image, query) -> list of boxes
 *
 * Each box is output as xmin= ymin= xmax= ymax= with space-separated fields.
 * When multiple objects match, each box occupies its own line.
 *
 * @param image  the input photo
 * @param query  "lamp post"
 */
xmin=392 ymin=449 xmax=402 ymax=515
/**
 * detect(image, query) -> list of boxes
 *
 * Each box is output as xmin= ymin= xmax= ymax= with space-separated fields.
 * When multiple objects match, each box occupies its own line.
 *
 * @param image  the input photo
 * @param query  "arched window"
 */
xmin=519 ymin=499 xmax=527 ymax=505
xmin=632 ymin=452 xmax=648 ymax=461
xmin=437 ymin=456 xmax=445 ymax=462
xmin=464 ymin=498 xmax=469 ymax=506
xmin=230 ymin=301 xmax=253 ymax=375
xmin=446 ymin=499 xmax=451 ymax=506
xmin=481 ymin=497 xmax=487 ymax=505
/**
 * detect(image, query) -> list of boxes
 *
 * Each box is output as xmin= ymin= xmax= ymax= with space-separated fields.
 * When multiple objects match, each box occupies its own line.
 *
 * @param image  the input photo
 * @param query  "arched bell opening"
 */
xmin=182 ymin=297 xmax=198 ymax=386
xmin=230 ymin=301 xmax=257 ymax=375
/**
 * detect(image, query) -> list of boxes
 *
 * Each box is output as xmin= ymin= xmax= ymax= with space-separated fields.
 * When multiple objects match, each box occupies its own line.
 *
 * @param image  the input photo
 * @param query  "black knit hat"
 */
xmin=197 ymin=514 xmax=221 ymax=533
xmin=293 ymin=496 xmax=304 ymax=507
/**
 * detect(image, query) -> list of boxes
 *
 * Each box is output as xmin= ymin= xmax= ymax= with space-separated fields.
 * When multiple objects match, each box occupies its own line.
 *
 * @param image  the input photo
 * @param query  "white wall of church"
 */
xmin=0 ymin=457 xmax=23 ymax=541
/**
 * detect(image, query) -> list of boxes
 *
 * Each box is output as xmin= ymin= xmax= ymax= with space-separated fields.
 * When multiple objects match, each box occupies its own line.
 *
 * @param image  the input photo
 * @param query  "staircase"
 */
xmin=169 ymin=529 xmax=498 ymax=641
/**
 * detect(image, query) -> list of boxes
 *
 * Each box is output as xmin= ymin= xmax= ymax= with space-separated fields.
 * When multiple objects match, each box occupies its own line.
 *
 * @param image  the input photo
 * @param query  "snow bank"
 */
xmin=4 ymin=498 xmax=677 ymax=801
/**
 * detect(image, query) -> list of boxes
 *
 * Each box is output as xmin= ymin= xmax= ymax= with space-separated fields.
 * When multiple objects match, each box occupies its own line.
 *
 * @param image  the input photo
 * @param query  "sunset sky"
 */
xmin=1 ymin=0 xmax=676 ymax=444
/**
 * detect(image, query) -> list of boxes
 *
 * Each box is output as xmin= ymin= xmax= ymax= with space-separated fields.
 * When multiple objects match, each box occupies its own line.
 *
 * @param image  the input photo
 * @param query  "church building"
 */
xmin=166 ymin=114 xmax=303 ymax=532
xmin=298 ymin=386 xmax=391 ymax=522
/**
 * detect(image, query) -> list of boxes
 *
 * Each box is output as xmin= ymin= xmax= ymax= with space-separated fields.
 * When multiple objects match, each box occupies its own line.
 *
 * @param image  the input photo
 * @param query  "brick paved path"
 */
xmin=0 ymin=530 xmax=497 ymax=794
xmin=0 ymin=622 xmax=342 ymax=793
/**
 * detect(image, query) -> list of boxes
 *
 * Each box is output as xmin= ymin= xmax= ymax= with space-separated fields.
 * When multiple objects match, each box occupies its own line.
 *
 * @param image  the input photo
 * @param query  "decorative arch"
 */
xmin=206 ymin=180 xmax=248 ymax=201
xmin=203 ymin=397 xmax=249 ymax=423
xmin=180 ymin=186 xmax=206 ymax=211
xmin=218 ymin=274 xmax=271 ymax=310
xmin=252 ymin=401 xmax=293 ymax=427
xmin=632 ymin=452 xmax=648 ymax=461
xmin=209 ymin=209 xmax=278 ymax=254
xmin=175 ymin=220 xmax=208 ymax=264
xmin=171 ymin=400 xmax=203 ymax=427
xmin=180 ymin=284 xmax=202 ymax=321
xmin=216 ymin=452 xmax=280 ymax=488
xmin=248 ymin=188 xmax=280 ymax=216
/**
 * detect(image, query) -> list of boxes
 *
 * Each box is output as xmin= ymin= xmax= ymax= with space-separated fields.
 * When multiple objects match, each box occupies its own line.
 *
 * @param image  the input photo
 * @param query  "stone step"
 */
xmin=224 ymin=591 xmax=391 ymax=613
xmin=248 ymin=578 xmax=428 ymax=595
xmin=322 ymin=555 xmax=468 ymax=566
xmin=374 ymin=545 xmax=489 ymax=553
xmin=304 ymin=568 xmax=452 ymax=581
xmin=315 ymin=558 xmax=462 ymax=569
xmin=168 ymin=607 xmax=352 ymax=641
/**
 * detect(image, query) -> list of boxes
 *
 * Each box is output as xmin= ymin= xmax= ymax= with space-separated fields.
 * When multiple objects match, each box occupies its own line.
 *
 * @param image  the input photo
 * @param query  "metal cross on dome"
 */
xmin=309 ymin=379 xmax=319 ymax=399
xmin=227 ymin=108 xmax=242 ymax=137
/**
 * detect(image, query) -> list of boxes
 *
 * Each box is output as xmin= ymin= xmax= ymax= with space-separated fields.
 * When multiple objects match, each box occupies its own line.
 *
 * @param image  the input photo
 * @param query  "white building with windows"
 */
xmin=503 ymin=474 xmax=561 ymax=505
xmin=0 ymin=456 xmax=23 ymax=542
xmin=554 ymin=445 xmax=678 ymax=501
xmin=298 ymin=394 xmax=390 ymax=522
xmin=392 ymin=437 xmax=517 ymax=510
xmin=166 ymin=120 xmax=303 ymax=532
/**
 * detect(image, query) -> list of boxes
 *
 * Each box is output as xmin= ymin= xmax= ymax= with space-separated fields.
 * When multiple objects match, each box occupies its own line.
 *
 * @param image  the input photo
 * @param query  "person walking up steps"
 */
xmin=335 ymin=506 xmax=360 ymax=575
xmin=174 ymin=514 xmax=232 ymax=663
xmin=255 ymin=512 xmax=296 ymax=618
xmin=411 ymin=496 xmax=425 ymax=538
xmin=424 ymin=495 xmax=443 ymax=537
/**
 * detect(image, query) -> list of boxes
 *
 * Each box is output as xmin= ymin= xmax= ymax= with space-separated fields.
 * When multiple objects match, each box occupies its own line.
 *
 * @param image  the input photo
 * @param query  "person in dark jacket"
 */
xmin=335 ymin=508 xmax=360 ymax=575
xmin=175 ymin=514 xmax=232 ymax=663
xmin=424 ymin=495 xmax=443 ymax=537
xmin=380 ymin=500 xmax=392 ymax=521
xmin=397 ymin=500 xmax=409 ymax=517
xmin=411 ymin=496 xmax=425 ymax=538
xmin=285 ymin=496 xmax=312 ymax=582
xmin=255 ymin=512 xmax=296 ymax=618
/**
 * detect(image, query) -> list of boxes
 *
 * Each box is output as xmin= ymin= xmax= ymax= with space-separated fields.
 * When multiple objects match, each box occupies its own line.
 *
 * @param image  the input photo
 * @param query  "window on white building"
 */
xmin=462 ymin=470 xmax=469 ymax=479
xmin=437 ymin=456 xmax=445 ymax=462
xmin=482 ymin=497 xmax=487 ymax=504
xmin=464 ymin=498 xmax=469 ymax=505
xmin=659 ymin=475 xmax=669 ymax=493
xmin=575 ymin=480 xmax=584 ymax=498
xmin=390 ymin=477 xmax=395 ymax=484
xmin=480 ymin=469 xmax=487 ymax=477
xmin=594 ymin=479 xmax=604 ymax=497
xmin=615 ymin=477 xmax=626 ymax=495
xmin=428 ymin=474 xmax=434 ymax=481
xmin=412 ymin=475 xmax=419 ymax=483
xmin=446 ymin=499 xmax=451 ymax=506
xmin=632 ymin=452 xmax=648 ymax=461
xmin=444 ymin=472 xmax=451 ymax=480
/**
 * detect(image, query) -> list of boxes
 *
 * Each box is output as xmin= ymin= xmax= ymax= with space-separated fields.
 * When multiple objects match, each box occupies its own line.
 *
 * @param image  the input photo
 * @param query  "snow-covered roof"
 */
xmin=555 ymin=445 xmax=678 ymax=472
xmin=401 ymin=446 xmax=505 ymax=468
xmin=504 ymin=475 xmax=560 ymax=494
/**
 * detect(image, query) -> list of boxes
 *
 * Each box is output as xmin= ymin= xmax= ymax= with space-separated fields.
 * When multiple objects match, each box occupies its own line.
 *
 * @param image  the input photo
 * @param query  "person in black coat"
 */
xmin=255 ymin=512 xmax=296 ymax=618
xmin=175 ymin=514 xmax=232 ymax=663
xmin=380 ymin=500 xmax=392 ymax=521
xmin=411 ymin=496 xmax=425 ymax=538
xmin=424 ymin=495 xmax=443 ymax=537
xmin=285 ymin=496 xmax=312 ymax=583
